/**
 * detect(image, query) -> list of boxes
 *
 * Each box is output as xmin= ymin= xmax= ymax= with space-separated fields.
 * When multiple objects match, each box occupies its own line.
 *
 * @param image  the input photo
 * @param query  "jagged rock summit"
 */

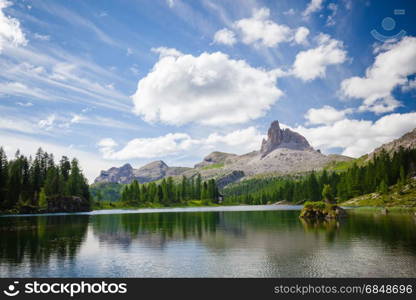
xmin=260 ymin=120 xmax=312 ymax=158
xmin=94 ymin=163 xmax=135 ymax=184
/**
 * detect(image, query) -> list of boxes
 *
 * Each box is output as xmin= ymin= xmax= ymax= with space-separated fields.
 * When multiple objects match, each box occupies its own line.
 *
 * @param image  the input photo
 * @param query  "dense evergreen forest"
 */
xmin=224 ymin=147 xmax=416 ymax=205
xmin=0 ymin=147 xmax=90 ymax=213
xmin=118 ymin=175 xmax=220 ymax=206
xmin=90 ymin=182 xmax=123 ymax=202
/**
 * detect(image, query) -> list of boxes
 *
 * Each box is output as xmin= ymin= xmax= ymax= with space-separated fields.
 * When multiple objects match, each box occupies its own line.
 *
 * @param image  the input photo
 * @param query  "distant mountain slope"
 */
xmin=94 ymin=120 xmax=352 ymax=186
xmin=368 ymin=128 xmax=416 ymax=160
xmin=94 ymin=161 xmax=191 ymax=184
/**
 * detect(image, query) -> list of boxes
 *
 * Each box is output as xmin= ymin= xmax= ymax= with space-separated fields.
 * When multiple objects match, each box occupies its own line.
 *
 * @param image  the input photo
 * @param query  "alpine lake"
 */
xmin=1 ymin=205 xmax=416 ymax=277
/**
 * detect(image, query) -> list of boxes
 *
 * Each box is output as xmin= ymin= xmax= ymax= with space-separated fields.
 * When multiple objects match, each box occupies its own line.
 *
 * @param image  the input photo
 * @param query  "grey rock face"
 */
xmin=94 ymin=120 xmax=353 ymax=187
xmin=134 ymin=160 xmax=169 ymax=183
xmin=260 ymin=120 xmax=312 ymax=158
xmin=94 ymin=163 xmax=135 ymax=184
xmin=194 ymin=151 xmax=238 ymax=168
xmin=215 ymin=170 xmax=245 ymax=189
xmin=94 ymin=161 xmax=190 ymax=184
xmin=368 ymin=127 xmax=416 ymax=160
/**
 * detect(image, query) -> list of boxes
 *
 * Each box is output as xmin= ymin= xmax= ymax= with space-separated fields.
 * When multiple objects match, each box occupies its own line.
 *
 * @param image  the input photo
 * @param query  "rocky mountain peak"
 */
xmin=260 ymin=120 xmax=312 ymax=158
xmin=141 ymin=160 xmax=168 ymax=169
xmin=120 ymin=163 xmax=133 ymax=170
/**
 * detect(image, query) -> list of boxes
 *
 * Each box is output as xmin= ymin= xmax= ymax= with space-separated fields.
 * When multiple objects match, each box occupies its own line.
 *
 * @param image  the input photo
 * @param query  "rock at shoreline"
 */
xmin=299 ymin=201 xmax=347 ymax=219
xmin=47 ymin=196 xmax=91 ymax=213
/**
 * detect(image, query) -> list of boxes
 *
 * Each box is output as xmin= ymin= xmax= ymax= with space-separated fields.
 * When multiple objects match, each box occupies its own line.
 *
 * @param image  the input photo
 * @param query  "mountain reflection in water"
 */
xmin=1 ymin=206 xmax=415 ymax=277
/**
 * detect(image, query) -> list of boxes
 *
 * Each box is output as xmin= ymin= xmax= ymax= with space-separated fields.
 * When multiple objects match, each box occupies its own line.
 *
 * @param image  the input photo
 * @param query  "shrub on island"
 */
xmin=299 ymin=201 xmax=347 ymax=219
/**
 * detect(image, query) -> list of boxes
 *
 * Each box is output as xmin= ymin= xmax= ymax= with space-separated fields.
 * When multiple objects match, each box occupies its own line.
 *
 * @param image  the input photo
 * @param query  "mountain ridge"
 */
xmin=367 ymin=128 xmax=416 ymax=160
xmin=94 ymin=120 xmax=354 ymax=186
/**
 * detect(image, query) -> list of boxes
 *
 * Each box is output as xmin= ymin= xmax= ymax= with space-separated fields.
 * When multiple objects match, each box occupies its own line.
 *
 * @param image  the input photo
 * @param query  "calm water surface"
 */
xmin=1 ymin=205 xmax=416 ymax=277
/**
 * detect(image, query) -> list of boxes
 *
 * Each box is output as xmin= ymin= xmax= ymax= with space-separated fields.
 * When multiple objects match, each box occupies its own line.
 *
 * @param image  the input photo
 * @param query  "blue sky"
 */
xmin=1 ymin=0 xmax=416 ymax=181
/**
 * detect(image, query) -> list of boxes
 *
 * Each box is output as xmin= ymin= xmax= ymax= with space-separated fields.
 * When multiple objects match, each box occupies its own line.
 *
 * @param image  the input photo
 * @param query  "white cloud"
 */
xmin=294 ymin=27 xmax=309 ymax=45
xmin=234 ymin=8 xmax=293 ymax=47
xmin=302 ymin=0 xmax=324 ymax=18
xmin=151 ymin=46 xmax=182 ymax=58
xmin=0 ymin=117 xmax=38 ymax=134
xmin=283 ymin=8 xmax=295 ymax=16
xmin=97 ymin=138 xmax=118 ymax=149
xmin=126 ymin=48 xmax=133 ymax=56
xmin=204 ymin=126 xmax=265 ymax=153
xmin=166 ymin=0 xmax=174 ymax=8
xmin=292 ymin=33 xmax=347 ymax=81
xmin=0 ymin=0 xmax=27 ymax=52
xmin=0 ymin=81 xmax=53 ymax=100
xmin=213 ymin=28 xmax=236 ymax=46
xmin=38 ymin=114 xmax=56 ymax=130
xmin=132 ymin=50 xmax=283 ymax=126
xmin=16 ymin=101 xmax=33 ymax=107
xmin=304 ymin=105 xmax=352 ymax=125
xmin=341 ymin=37 xmax=416 ymax=114
xmin=33 ymin=33 xmax=50 ymax=41
xmin=295 ymin=112 xmax=416 ymax=157
xmin=98 ymin=127 xmax=265 ymax=160
xmin=70 ymin=114 xmax=85 ymax=124
xmin=0 ymin=38 xmax=131 ymax=112
xmin=130 ymin=64 xmax=140 ymax=75
xmin=402 ymin=79 xmax=416 ymax=92
xmin=98 ymin=133 xmax=195 ymax=160
xmin=326 ymin=3 xmax=338 ymax=26
xmin=212 ymin=8 xmax=310 ymax=48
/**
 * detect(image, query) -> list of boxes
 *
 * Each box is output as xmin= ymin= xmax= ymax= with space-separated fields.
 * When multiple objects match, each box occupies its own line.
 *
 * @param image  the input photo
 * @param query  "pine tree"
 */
xmin=0 ymin=147 xmax=8 ymax=208
xmin=67 ymin=158 xmax=83 ymax=197
xmin=322 ymin=184 xmax=334 ymax=203
xmin=38 ymin=187 xmax=47 ymax=209
xmin=378 ymin=180 xmax=388 ymax=195
xmin=195 ymin=174 xmax=202 ymax=200
xmin=180 ymin=176 xmax=187 ymax=201
xmin=60 ymin=156 xmax=71 ymax=181
xmin=6 ymin=159 xmax=22 ymax=208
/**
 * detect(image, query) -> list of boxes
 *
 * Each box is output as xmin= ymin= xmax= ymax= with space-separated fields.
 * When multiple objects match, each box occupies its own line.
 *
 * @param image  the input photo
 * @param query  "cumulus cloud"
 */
xmin=295 ymin=112 xmax=416 ymax=157
xmin=132 ymin=50 xmax=283 ymax=126
xmin=292 ymin=33 xmax=347 ymax=81
xmin=294 ymin=27 xmax=310 ymax=45
xmin=213 ymin=8 xmax=310 ymax=48
xmin=0 ymin=0 xmax=27 ymax=52
xmin=304 ymin=105 xmax=352 ymax=125
xmin=151 ymin=47 xmax=182 ymax=58
xmin=98 ymin=127 xmax=265 ymax=160
xmin=234 ymin=7 xmax=293 ymax=47
xmin=213 ymin=28 xmax=236 ymax=46
xmin=204 ymin=126 xmax=265 ymax=153
xmin=98 ymin=133 xmax=196 ymax=160
xmin=302 ymin=0 xmax=324 ymax=18
xmin=402 ymin=79 xmax=416 ymax=92
xmin=341 ymin=37 xmax=416 ymax=114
